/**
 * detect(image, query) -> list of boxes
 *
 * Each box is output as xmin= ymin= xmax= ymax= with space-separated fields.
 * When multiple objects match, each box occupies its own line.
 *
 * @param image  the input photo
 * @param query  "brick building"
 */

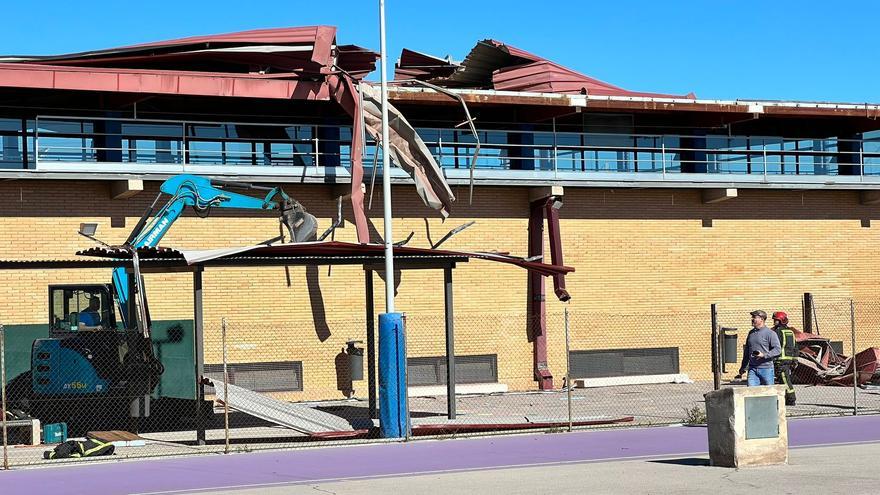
xmin=1 ymin=26 xmax=880 ymax=401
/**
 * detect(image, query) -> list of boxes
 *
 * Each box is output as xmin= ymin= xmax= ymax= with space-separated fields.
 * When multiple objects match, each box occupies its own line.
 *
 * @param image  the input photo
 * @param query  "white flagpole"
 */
xmin=379 ymin=0 xmax=395 ymax=313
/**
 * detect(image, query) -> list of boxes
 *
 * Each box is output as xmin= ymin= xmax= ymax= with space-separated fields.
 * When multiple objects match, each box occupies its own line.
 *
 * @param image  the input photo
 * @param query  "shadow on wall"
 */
xmin=334 ymin=350 xmax=353 ymax=398
xmin=306 ymin=265 xmax=331 ymax=342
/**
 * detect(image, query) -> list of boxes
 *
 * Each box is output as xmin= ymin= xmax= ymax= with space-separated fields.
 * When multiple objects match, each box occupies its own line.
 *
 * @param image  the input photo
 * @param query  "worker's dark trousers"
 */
xmin=775 ymin=362 xmax=796 ymax=406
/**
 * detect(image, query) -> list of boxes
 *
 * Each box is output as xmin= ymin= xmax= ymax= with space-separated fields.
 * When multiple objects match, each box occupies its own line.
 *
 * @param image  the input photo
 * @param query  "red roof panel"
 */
xmin=492 ymin=60 xmax=695 ymax=98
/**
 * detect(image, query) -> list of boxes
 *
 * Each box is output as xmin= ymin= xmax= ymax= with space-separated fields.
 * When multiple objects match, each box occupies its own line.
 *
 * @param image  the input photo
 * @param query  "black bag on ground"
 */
xmin=43 ymin=439 xmax=115 ymax=460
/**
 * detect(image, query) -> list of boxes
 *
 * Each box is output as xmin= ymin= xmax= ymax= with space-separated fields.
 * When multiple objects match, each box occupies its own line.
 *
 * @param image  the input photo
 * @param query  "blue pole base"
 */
xmin=378 ymin=312 xmax=410 ymax=438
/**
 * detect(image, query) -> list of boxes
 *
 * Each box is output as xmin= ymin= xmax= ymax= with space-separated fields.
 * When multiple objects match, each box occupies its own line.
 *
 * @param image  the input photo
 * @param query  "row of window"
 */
xmin=3 ymin=117 xmax=880 ymax=176
xmin=202 ymin=348 xmax=681 ymax=393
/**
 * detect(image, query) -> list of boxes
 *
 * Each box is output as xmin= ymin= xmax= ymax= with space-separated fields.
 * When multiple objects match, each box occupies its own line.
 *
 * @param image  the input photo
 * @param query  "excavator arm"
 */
xmin=113 ymin=174 xmax=317 ymax=330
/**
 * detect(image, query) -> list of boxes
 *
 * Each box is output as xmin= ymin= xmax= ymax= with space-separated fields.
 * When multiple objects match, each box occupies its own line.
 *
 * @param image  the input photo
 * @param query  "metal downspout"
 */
xmin=528 ymin=200 xmax=553 ymax=390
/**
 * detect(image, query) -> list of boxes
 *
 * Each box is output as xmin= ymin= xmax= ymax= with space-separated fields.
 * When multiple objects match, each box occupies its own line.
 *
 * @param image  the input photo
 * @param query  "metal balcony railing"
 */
xmin=1 ymin=115 xmax=879 ymax=180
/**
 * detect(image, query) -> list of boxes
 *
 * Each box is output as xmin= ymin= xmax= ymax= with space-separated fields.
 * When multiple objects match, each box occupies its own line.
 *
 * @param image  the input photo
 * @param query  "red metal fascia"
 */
xmin=0 ymin=63 xmax=329 ymax=100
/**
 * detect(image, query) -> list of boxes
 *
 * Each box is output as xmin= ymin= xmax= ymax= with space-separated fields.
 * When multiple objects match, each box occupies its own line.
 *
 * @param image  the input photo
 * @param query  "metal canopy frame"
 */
xmin=364 ymin=260 xmax=461 ymax=420
xmin=0 ymin=251 xmax=468 ymax=440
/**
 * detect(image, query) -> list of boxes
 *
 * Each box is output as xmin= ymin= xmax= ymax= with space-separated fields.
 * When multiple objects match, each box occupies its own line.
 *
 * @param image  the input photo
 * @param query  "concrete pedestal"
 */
xmin=704 ymin=385 xmax=787 ymax=467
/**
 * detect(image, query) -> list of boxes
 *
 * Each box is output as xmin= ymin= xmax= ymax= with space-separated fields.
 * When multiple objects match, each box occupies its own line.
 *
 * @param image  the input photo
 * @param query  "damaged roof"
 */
xmin=395 ymin=39 xmax=695 ymax=98
xmin=0 ymin=26 xmax=378 ymax=77
xmin=76 ymin=241 xmax=574 ymax=279
xmin=0 ymin=26 xmax=378 ymax=99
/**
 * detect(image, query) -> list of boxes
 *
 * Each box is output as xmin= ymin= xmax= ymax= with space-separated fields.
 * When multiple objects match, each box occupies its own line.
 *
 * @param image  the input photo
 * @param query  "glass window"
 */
xmin=50 ymin=287 xmax=115 ymax=333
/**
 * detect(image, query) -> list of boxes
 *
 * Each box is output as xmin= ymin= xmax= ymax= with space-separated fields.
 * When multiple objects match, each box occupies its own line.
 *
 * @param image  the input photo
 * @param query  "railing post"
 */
xmin=438 ymin=133 xmax=443 ymax=168
xmin=33 ymin=116 xmax=40 ymax=168
xmin=860 ymin=139 xmax=865 ymax=181
xmin=552 ymin=117 xmax=559 ymax=178
xmin=313 ymin=136 xmax=320 ymax=171
xmin=181 ymin=122 xmax=188 ymax=167
xmin=763 ymin=142 xmax=768 ymax=181
xmin=661 ymin=139 xmax=667 ymax=179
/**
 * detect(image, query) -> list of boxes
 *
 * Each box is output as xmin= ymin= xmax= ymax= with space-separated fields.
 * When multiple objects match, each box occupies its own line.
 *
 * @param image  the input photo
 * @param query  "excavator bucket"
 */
xmin=280 ymin=198 xmax=318 ymax=243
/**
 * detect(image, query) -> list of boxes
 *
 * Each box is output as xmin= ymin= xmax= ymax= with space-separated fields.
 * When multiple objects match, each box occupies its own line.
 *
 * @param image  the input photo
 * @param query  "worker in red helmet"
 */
xmin=772 ymin=311 xmax=798 ymax=406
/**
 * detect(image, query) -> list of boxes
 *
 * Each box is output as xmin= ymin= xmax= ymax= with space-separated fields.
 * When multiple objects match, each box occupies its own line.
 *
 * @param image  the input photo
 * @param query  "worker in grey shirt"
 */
xmin=734 ymin=310 xmax=781 ymax=386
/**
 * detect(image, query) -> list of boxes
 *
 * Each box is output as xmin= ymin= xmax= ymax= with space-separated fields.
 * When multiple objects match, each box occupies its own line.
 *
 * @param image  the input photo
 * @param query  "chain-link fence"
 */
xmin=714 ymin=299 xmax=880 ymax=418
xmin=4 ymin=298 xmax=880 ymax=467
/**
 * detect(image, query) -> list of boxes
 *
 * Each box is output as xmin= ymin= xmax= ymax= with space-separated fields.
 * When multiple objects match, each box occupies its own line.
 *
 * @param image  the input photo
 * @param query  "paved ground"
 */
xmin=5 ymin=380 xmax=879 ymax=466
xmin=206 ymin=443 xmax=880 ymax=495
xmin=2 ymin=414 xmax=879 ymax=494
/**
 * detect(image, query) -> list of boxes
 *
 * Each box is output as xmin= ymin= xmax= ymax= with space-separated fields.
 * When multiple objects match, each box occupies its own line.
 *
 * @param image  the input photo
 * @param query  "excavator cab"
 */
xmin=49 ymin=284 xmax=117 ymax=334
xmin=33 ymin=284 xmax=161 ymax=399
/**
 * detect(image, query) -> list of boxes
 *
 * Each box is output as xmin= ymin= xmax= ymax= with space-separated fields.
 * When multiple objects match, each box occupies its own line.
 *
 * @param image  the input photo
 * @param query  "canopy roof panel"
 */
xmin=77 ymin=241 xmax=574 ymax=278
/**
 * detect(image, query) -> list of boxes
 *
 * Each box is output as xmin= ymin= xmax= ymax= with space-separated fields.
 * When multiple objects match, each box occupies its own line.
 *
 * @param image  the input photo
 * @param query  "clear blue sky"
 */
xmin=1 ymin=1 xmax=876 ymax=103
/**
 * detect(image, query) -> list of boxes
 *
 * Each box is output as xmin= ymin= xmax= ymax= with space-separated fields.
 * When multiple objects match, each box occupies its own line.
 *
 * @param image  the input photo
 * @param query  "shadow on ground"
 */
xmin=648 ymin=457 xmax=711 ymax=467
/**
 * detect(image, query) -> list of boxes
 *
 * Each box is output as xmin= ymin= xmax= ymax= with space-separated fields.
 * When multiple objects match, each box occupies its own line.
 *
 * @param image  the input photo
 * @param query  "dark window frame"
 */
xmin=407 ymin=354 xmax=498 ymax=386
xmin=204 ymin=360 xmax=303 ymax=392
xmin=569 ymin=347 xmax=680 ymax=379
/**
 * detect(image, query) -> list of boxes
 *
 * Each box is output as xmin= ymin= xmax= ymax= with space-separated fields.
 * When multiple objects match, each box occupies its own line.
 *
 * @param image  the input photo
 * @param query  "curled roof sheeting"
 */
xmin=77 ymin=241 xmax=574 ymax=278
xmin=0 ymin=26 xmax=376 ymax=80
xmin=396 ymin=39 xmax=694 ymax=98
xmin=394 ymin=48 xmax=458 ymax=81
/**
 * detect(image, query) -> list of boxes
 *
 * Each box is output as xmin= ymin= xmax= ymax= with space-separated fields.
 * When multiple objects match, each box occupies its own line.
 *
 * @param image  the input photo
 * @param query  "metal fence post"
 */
xmin=564 ymin=306 xmax=572 ymax=432
xmin=222 ymin=318 xmax=230 ymax=453
xmin=851 ymin=300 xmax=858 ymax=416
xmin=1 ymin=324 xmax=8 ymax=470
xmin=711 ymin=304 xmax=720 ymax=390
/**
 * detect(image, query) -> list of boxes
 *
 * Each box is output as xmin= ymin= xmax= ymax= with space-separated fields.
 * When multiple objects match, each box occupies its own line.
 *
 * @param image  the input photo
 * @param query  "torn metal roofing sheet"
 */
xmin=0 ymin=26 xmax=354 ymax=75
xmin=209 ymin=377 xmax=359 ymax=434
xmin=77 ymin=241 xmax=574 ymax=279
xmin=394 ymin=48 xmax=459 ymax=81
xmin=492 ymin=60 xmax=695 ymax=98
xmin=0 ymin=26 xmax=378 ymax=101
xmin=397 ymin=39 xmax=695 ymax=99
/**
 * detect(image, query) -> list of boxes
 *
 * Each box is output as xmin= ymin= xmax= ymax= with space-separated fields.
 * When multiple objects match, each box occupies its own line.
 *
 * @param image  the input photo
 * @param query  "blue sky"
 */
xmin=1 ymin=1 xmax=875 ymax=103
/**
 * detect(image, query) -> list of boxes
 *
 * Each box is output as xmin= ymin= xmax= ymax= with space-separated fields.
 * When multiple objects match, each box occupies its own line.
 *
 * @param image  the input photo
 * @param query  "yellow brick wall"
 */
xmin=1 ymin=181 xmax=880 ymax=398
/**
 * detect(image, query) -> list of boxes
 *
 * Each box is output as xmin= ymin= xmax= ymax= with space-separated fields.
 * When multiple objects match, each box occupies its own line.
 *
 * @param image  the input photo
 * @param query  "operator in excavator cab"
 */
xmin=771 ymin=311 xmax=798 ymax=406
xmin=78 ymin=296 xmax=105 ymax=332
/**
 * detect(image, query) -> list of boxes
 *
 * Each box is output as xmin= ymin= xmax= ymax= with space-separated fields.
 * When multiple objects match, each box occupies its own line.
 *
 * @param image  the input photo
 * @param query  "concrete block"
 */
xmin=701 ymin=188 xmax=737 ymax=204
xmin=573 ymin=373 xmax=692 ymax=388
xmin=5 ymin=418 xmax=40 ymax=445
xmin=332 ymin=182 xmax=366 ymax=200
xmin=705 ymin=385 xmax=787 ymax=468
xmin=110 ymin=179 xmax=144 ymax=199
xmin=529 ymin=186 xmax=564 ymax=203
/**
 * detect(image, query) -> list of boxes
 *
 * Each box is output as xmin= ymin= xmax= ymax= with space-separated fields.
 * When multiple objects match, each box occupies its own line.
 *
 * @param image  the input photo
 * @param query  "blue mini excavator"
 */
xmin=26 ymin=174 xmax=317 ymax=418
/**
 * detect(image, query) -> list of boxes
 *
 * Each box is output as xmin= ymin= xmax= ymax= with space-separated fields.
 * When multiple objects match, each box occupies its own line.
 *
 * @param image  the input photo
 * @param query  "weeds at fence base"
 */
xmin=682 ymin=405 xmax=707 ymax=425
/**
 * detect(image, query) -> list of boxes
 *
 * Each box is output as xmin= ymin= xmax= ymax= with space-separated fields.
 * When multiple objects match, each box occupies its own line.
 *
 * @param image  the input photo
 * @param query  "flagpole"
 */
xmin=379 ymin=0 xmax=395 ymax=313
